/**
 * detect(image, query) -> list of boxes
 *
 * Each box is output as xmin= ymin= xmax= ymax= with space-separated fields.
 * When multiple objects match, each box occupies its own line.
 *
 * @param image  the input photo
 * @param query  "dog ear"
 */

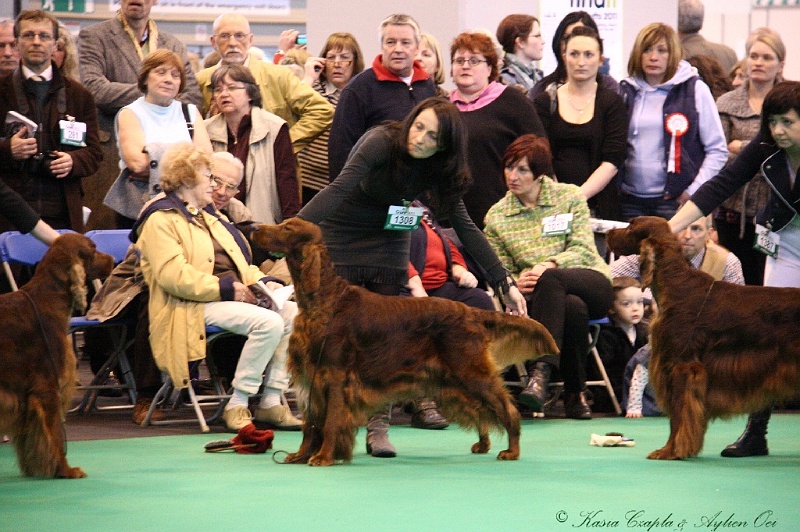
xmin=639 ymin=239 xmax=656 ymax=289
xmin=301 ymin=244 xmax=322 ymax=294
xmin=69 ymin=261 xmax=88 ymax=314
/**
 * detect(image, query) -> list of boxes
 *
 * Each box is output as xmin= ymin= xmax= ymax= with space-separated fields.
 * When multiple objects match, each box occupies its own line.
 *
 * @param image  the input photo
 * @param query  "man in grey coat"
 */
xmin=78 ymin=0 xmax=201 ymax=229
xmin=678 ymin=0 xmax=738 ymax=74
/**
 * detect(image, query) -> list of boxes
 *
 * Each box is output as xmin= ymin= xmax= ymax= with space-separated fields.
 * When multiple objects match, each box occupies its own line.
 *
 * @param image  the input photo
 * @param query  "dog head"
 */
xmin=606 ymin=216 xmax=675 ymax=256
xmin=251 ymin=219 xmax=324 ymax=294
xmin=42 ymin=233 xmax=115 ymax=313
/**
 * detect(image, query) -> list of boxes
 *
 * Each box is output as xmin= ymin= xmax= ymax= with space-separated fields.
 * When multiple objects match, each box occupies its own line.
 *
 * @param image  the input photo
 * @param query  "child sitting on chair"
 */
xmin=593 ymin=277 xmax=648 ymax=413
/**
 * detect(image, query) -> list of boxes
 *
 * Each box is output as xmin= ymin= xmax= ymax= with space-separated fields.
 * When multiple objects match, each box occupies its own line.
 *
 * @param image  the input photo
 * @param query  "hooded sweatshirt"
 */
xmin=620 ymin=60 xmax=727 ymax=198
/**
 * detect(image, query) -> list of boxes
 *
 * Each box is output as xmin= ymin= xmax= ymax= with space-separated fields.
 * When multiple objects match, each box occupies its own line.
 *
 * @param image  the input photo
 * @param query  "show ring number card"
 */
xmin=753 ymin=224 xmax=779 ymax=258
xmin=59 ymin=119 xmax=87 ymax=147
xmin=385 ymin=204 xmax=424 ymax=231
xmin=542 ymin=213 xmax=574 ymax=237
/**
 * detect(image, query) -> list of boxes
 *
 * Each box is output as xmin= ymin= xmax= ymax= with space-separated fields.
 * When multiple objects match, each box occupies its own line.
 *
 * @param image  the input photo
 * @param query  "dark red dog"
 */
xmin=0 ymin=233 xmax=114 ymax=478
xmin=606 ymin=216 xmax=800 ymax=460
xmin=252 ymin=218 xmax=557 ymax=466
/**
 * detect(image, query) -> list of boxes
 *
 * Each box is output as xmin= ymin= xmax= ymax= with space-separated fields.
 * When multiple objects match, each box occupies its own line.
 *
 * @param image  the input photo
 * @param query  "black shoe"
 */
xmin=518 ymin=362 xmax=551 ymax=411
xmin=721 ymin=409 xmax=771 ymax=457
xmin=410 ymin=399 xmax=449 ymax=430
xmin=563 ymin=391 xmax=592 ymax=420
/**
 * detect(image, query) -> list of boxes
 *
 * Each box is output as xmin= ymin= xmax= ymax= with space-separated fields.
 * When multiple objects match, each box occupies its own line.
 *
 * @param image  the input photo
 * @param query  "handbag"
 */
xmin=103 ymin=104 xmax=195 ymax=220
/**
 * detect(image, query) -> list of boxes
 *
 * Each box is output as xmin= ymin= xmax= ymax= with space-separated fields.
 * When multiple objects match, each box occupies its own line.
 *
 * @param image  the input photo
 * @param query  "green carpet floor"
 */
xmin=2 ymin=415 xmax=799 ymax=531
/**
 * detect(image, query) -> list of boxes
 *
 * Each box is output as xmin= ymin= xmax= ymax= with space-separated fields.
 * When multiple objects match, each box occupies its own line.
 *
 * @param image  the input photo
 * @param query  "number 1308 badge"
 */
xmin=384 ymin=204 xmax=424 ymax=231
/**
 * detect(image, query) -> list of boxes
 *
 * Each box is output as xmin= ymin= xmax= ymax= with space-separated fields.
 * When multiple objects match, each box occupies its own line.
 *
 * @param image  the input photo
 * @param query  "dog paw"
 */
xmin=284 ymin=452 xmax=310 ymax=464
xmin=471 ymin=440 xmax=491 ymax=454
xmin=647 ymin=447 xmax=682 ymax=460
xmin=497 ymin=449 xmax=520 ymax=461
xmin=58 ymin=466 xmax=87 ymax=478
xmin=307 ymin=454 xmax=334 ymax=467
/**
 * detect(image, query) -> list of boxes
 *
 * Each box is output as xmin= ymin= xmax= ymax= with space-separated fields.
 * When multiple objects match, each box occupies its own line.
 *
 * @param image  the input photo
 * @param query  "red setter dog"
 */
xmin=606 ymin=216 xmax=800 ymax=460
xmin=0 ymin=233 xmax=114 ymax=478
xmin=252 ymin=218 xmax=557 ymax=466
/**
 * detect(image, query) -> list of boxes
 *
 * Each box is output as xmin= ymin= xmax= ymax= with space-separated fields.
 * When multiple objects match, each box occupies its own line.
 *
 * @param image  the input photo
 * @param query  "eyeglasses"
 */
xmin=325 ymin=57 xmax=353 ymax=67
xmin=452 ymin=57 xmax=488 ymax=67
xmin=19 ymin=32 xmax=54 ymax=42
xmin=212 ymin=84 xmax=247 ymax=95
xmin=214 ymin=32 xmax=250 ymax=43
xmin=211 ymin=175 xmax=238 ymax=193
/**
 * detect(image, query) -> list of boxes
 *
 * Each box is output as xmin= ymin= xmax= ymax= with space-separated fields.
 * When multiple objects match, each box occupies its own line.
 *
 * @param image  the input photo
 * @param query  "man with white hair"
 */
xmin=327 ymin=13 xmax=436 ymax=180
xmin=678 ymin=0 xmax=737 ymax=73
xmin=0 ymin=19 xmax=19 ymax=77
xmin=195 ymin=13 xmax=332 ymax=155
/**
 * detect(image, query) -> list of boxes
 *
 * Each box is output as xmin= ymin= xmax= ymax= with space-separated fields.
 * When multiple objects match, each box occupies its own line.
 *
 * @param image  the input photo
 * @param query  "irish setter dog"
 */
xmin=606 ymin=216 xmax=800 ymax=460
xmin=252 ymin=218 xmax=557 ymax=466
xmin=0 ymin=233 xmax=114 ymax=478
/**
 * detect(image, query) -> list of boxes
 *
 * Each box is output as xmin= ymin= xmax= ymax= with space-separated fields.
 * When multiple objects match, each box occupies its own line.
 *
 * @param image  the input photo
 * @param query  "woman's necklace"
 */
xmin=565 ymin=82 xmax=597 ymax=115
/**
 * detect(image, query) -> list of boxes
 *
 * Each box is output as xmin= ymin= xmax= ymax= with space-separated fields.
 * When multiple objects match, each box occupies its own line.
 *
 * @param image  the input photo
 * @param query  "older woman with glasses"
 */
xmin=132 ymin=142 xmax=301 ymax=432
xmin=449 ymin=31 xmax=544 ymax=228
xmin=298 ymin=32 xmax=365 ymax=203
xmin=105 ymin=49 xmax=212 ymax=226
xmin=204 ymin=63 xmax=300 ymax=224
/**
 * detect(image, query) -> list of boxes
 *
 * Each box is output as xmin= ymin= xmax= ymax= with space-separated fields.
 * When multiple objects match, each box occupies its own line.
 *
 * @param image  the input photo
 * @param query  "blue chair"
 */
xmin=84 ymin=229 xmax=132 ymax=264
xmin=0 ymin=229 xmax=74 ymax=291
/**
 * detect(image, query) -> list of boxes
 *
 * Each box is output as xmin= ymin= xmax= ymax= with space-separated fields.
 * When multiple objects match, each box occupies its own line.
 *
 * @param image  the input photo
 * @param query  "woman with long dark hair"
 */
xmin=298 ymin=96 xmax=526 ymax=457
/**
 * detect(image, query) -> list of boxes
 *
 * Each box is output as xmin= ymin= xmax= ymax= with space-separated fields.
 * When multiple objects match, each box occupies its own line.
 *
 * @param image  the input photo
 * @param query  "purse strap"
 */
xmin=181 ymin=103 xmax=194 ymax=140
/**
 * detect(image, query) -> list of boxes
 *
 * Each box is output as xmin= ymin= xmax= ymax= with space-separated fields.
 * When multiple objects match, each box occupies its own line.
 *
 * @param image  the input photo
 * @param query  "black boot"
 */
xmin=411 ymin=398 xmax=450 ymax=430
xmin=518 ymin=362 xmax=551 ymax=411
xmin=721 ymin=408 xmax=771 ymax=457
xmin=563 ymin=390 xmax=592 ymax=420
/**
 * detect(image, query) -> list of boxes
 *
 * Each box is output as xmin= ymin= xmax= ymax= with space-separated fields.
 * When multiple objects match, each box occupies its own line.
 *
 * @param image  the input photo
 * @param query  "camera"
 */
xmin=295 ymin=33 xmax=307 ymax=46
xmin=24 ymin=151 xmax=58 ymax=178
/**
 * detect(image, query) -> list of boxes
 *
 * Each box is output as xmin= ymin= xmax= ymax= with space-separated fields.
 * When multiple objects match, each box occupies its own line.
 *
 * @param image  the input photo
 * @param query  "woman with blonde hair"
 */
xmin=618 ymin=23 xmax=727 ymax=220
xmin=417 ymin=33 xmax=447 ymax=96
xmin=714 ymin=28 xmax=786 ymax=285
xmin=132 ymin=142 xmax=301 ymax=432
xmin=52 ymin=23 xmax=79 ymax=79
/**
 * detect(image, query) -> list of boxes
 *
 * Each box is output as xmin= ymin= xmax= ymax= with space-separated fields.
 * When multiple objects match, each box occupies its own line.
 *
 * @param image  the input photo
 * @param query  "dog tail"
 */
xmin=477 ymin=311 xmax=559 ymax=370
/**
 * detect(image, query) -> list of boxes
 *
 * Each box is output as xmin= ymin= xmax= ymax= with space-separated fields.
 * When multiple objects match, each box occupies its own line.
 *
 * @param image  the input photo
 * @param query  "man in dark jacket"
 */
xmin=0 ymin=10 xmax=101 ymax=233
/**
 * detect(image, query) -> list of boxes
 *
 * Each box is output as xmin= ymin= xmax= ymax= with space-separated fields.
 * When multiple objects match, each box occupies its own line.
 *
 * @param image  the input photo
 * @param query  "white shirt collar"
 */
xmin=22 ymin=63 xmax=53 ymax=81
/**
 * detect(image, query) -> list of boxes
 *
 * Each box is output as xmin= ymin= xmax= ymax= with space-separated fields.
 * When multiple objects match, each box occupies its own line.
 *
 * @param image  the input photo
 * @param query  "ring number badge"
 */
xmin=385 ymin=204 xmax=424 ymax=231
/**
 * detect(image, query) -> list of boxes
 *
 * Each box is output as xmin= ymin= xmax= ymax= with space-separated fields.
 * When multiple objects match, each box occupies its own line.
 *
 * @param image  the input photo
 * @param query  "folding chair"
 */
xmin=545 ymin=318 xmax=622 ymax=415
xmin=71 ymin=230 xmax=138 ymax=413
xmin=0 ymin=230 xmax=137 ymax=412
xmin=140 ymin=326 xmax=240 ymax=433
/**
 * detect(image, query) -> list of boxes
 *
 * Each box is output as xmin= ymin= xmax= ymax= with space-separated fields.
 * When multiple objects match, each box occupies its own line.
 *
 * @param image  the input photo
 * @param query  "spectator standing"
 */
xmin=714 ymin=29 xmax=785 ymax=285
xmin=298 ymin=32 xmax=364 ymax=203
xmin=78 ymin=0 xmax=201 ymax=229
xmin=678 ymin=0 xmax=738 ymax=74
xmin=196 ymin=13 xmax=333 ymax=157
xmin=0 ymin=10 xmax=101 ymax=233
xmin=619 ymin=23 xmax=727 ymax=220
xmin=416 ymin=33 xmax=447 ymax=97
xmin=529 ymin=11 xmax=619 ymax=100
xmin=533 ymin=26 xmax=627 ymax=221
xmin=205 ymin=63 xmax=299 ymax=224
xmin=449 ymin=31 xmax=544 ymax=229
xmin=496 ymin=14 xmax=544 ymax=93
xmin=0 ymin=19 xmax=20 ymax=77
xmin=327 ymin=13 xmax=436 ymax=180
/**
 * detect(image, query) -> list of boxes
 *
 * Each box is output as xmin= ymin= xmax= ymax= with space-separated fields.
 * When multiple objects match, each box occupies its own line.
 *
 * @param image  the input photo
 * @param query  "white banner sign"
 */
xmin=539 ymin=0 xmax=625 ymax=83
xmin=109 ymin=0 xmax=290 ymax=15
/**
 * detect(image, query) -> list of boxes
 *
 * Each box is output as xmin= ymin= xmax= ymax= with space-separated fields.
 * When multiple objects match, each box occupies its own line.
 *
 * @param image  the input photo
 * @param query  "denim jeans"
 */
xmin=204 ymin=300 xmax=297 ymax=394
xmin=620 ymin=194 xmax=679 ymax=221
